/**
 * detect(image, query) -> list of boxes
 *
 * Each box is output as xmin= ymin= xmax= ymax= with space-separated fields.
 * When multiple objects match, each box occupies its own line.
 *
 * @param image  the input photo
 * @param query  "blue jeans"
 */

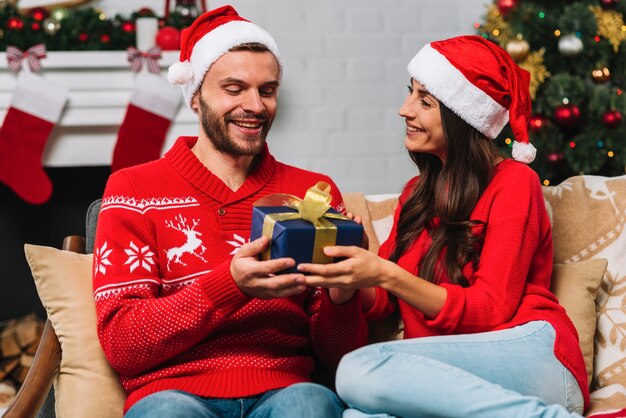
xmin=124 ymin=382 xmax=344 ymax=418
xmin=336 ymin=321 xmax=584 ymax=418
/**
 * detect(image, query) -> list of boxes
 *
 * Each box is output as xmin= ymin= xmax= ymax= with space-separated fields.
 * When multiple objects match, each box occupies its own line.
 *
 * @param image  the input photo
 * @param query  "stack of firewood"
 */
xmin=0 ymin=314 xmax=44 ymax=409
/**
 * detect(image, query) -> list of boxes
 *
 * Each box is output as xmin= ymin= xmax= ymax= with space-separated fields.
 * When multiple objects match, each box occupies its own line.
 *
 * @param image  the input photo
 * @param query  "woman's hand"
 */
xmin=298 ymin=245 xmax=393 ymax=292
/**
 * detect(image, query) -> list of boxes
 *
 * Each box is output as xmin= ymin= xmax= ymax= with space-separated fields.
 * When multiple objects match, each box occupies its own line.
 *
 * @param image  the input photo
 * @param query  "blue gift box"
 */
xmin=250 ymin=205 xmax=364 ymax=274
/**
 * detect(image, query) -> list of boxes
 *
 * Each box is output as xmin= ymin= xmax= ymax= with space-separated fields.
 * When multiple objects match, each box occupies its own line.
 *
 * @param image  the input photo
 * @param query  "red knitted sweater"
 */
xmin=376 ymin=159 xmax=590 ymax=409
xmin=93 ymin=136 xmax=368 ymax=411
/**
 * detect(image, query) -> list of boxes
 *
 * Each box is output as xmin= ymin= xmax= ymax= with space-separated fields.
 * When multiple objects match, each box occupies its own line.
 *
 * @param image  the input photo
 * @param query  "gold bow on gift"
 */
xmin=254 ymin=181 xmax=350 ymax=264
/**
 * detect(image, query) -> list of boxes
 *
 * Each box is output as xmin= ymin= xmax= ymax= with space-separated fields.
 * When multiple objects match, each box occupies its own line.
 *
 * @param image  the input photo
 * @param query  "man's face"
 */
xmin=192 ymin=50 xmax=280 ymax=156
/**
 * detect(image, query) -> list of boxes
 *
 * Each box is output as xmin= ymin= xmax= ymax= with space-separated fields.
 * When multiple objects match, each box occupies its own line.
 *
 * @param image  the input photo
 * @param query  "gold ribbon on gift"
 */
xmin=254 ymin=181 xmax=350 ymax=264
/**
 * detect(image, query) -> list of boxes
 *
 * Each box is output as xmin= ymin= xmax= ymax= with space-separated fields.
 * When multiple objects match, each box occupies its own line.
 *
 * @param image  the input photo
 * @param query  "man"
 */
xmin=92 ymin=5 xmax=376 ymax=418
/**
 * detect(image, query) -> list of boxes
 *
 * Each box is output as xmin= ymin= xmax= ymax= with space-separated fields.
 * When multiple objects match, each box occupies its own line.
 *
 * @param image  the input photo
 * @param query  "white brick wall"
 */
xmin=92 ymin=0 xmax=490 ymax=194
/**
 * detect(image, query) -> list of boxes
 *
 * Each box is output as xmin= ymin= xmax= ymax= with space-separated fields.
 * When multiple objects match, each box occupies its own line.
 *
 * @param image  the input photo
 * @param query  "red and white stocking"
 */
xmin=0 ymin=70 xmax=68 ymax=204
xmin=111 ymin=72 xmax=181 ymax=172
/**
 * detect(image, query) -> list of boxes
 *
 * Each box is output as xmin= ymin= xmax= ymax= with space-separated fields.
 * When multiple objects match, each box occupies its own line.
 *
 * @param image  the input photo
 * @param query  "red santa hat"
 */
xmin=407 ymin=35 xmax=536 ymax=163
xmin=168 ymin=5 xmax=281 ymax=108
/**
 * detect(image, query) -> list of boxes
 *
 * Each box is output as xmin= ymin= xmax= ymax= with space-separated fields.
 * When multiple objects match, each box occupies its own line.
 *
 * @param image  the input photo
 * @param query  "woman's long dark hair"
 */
xmin=388 ymin=103 xmax=501 ymax=287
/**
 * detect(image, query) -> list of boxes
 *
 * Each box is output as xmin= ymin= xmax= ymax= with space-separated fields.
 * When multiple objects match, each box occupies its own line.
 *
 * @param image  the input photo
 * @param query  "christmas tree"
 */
xmin=477 ymin=0 xmax=626 ymax=185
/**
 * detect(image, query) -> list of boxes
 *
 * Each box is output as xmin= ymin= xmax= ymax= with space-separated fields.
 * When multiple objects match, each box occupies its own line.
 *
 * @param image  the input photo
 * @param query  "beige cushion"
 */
xmin=551 ymin=259 xmax=607 ymax=387
xmin=543 ymin=176 xmax=626 ymax=394
xmin=24 ymin=244 xmax=125 ymax=418
xmin=342 ymin=192 xmax=398 ymax=254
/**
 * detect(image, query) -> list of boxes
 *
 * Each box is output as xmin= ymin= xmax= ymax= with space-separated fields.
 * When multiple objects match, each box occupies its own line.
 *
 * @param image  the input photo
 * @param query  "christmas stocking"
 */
xmin=111 ymin=72 xmax=181 ymax=172
xmin=0 ymin=70 xmax=68 ymax=204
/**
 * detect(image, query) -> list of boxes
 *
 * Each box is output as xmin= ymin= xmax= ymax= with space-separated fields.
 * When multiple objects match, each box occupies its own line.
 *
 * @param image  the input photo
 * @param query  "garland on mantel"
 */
xmin=0 ymin=0 xmax=198 ymax=51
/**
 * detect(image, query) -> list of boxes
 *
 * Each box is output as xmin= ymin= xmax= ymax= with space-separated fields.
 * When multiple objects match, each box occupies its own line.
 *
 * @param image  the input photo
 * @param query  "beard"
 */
xmin=198 ymin=94 xmax=273 ymax=157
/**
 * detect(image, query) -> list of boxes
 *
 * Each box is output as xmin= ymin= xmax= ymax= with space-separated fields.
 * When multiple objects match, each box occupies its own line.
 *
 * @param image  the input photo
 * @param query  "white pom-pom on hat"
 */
xmin=512 ymin=141 xmax=537 ymax=164
xmin=167 ymin=61 xmax=194 ymax=85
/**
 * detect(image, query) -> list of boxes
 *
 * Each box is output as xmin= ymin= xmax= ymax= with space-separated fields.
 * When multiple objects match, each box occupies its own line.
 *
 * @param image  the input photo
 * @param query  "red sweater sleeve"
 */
xmin=425 ymin=166 xmax=549 ymax=334
xmin=93 ymin=171 xmax=250 ymax=377
xmin=307 ymin=289 xmax=368 ymax=372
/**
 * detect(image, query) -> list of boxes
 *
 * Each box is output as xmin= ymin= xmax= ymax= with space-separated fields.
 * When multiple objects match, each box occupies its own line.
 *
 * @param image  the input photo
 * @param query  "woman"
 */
xmin=298 ymin=35 xmax=587 ymax=417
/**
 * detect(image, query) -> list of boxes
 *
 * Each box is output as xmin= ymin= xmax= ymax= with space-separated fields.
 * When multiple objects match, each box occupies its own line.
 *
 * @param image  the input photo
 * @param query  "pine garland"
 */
xmin=0 ymin=4 xmax=194 ymax=51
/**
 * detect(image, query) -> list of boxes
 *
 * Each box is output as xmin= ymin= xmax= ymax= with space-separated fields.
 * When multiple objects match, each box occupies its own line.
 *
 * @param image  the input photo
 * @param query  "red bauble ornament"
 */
xmin=546 ymin=152 xmax=564 ymax=165
xmin=31 ymin=22 xmax=41 ymax=31
xmin=28 ymin=7 xmax=49 ymax=22
xmin=156 ymin=26 xmax=181 ymax=50
xmin=7 ymin=17 xmax=24 ymax=30
xmin=79 ymin=33 xmax=89 ymax=42
xmin=600 ymin=0 xmax=619 ymax=9
xmin=529 ymin=114 xmax=545 ymax=132
xmin=121 ymin=21 xmax=136 ymax=33
xmin=100 ymin=34 xmax=111 ymax=43
xmin=553 ymin=104 xmax=581 ymax=128
xmin=497 ymin=0 xmax=518 ymax=15
xmin=602 ymin=109 xmax=622 ymax=128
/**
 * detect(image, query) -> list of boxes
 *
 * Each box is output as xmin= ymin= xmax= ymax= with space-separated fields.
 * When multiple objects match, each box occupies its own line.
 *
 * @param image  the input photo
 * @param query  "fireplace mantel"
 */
xmin=0 ymin=50 xmax=195 ymax=167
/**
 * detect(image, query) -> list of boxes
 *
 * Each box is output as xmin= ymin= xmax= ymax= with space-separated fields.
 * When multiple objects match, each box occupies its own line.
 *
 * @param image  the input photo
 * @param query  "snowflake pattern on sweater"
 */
xmin=93 ymin=137 xmax=369 ymax=412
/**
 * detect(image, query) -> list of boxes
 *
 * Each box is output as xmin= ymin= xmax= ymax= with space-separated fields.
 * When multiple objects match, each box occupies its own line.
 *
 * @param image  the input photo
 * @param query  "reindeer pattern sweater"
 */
xmin=93 ymin=136 xmax=368 ymax=411
xmin=376 ymin=159 xmax=590 ymax=409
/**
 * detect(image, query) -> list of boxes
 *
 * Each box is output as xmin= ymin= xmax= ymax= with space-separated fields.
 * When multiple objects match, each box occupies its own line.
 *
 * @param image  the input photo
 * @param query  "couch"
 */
xmin=4 ymin=173 xmax=626 ymax=418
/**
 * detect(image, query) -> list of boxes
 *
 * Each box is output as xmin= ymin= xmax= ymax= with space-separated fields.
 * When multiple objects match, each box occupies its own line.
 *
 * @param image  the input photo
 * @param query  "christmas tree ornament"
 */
xmin=546 ymin=151 xmax=564 ymax=165
xmin=31 ymin=22 xmax=41 ymax=31
xmin=497 ymin=0 xmax=518 ymax=16
xmin=529 ymin=114 xmax=546 ymax=132
xmin=121 ymin=20 xmax=136 ymax=33
xmin=558 ymin=34 xmax=584 ymax=56
xmin=100 ymin=34 xmax=110 ymax=44
xmin=7 ymin=17 xmax=24 ymax=30
xmin=0 ymin=66 xmax=68 ymax=204
xmin=600 ymin=0 xmax=619 ymax=9
xmin=518 ymin=49 xmax=549 ymax=100
xmin=591 ymin=66 xmax=611 ymax=83
xmin=42 ymin=18 xmax=60 ymax=35
xmin=590 ymin=5 xmax=626 ymax=53
xmin=554 ymin=103 xmax=581 ymax=128
xmin=602 ymin=109 xmax=622 ymax=128
xmin=156 ymin=26 xmax=181 ymax=50
xmin=78 ymin=33 xmax=88 ymax=43
xmin=174 ymin=0 xmax=200 ymax=18
xmin=50 ymin=7 xmax=70 ymax=22
xmin=112 ymin=72 xmax=181 ymax=172
xmin=506 ymin=35 xmax=530 ymax=62
xmin=27 ymin=7 xmax=49 ymax=22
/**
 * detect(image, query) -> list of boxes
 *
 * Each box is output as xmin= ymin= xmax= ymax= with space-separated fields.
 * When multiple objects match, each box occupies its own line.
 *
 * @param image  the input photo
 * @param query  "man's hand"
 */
xmin=230 ymin=236 xmax=307 ymax=299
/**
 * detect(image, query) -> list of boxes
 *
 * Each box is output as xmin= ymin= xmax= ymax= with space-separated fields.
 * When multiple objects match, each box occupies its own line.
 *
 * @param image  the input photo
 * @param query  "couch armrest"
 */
xmin=2 ymin=236 xmax=86 ymax=418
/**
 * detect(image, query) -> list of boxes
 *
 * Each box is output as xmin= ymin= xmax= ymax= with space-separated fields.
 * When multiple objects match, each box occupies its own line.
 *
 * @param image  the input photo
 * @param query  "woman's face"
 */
xmin=398 ymin=78 xmax=446 ymax=161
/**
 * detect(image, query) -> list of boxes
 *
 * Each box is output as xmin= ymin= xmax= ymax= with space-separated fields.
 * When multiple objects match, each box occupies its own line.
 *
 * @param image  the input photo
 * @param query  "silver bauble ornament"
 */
xmin=558 ymin=34 xmax=584 ymax=56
